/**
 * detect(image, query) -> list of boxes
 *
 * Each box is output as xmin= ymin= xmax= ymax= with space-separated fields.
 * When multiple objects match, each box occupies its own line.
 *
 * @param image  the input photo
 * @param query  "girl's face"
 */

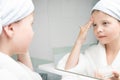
xmin=12 ymin=13 xmax=34 ymax=54
xmin=92 ymin=11 xmax=120 ymax=44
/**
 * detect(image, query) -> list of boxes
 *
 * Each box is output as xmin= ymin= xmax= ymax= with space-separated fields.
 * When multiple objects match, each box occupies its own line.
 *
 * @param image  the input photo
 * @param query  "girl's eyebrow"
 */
xmin=92 ymin=21 xmax=96 ymax=25
xmin=102 ymin=20 xmax=108 ymax=22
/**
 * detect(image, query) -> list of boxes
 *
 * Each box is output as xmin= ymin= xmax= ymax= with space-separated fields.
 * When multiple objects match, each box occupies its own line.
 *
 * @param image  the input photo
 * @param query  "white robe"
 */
xmin=0 ymin=52 xmax=42 ymax=80
xmin=57 ymin=43 xmax=120 ymax=80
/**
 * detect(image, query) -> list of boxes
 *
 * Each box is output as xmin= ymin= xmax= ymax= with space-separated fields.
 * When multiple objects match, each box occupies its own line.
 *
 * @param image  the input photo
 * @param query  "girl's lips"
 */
xmin=98 ymin=36 xmax=106 ymax=38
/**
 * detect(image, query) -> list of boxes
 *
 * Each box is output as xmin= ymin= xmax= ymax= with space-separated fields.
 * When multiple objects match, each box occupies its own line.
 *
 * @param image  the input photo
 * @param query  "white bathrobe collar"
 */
xmin=0 ymin=52 xmax=28 ymax=79
xmin=0 ymin=52 xmax=39 ymax=80
xmin=87 ymin=43 xmax=120 ymax=71
xmin=97 ymin=43 xmax=120 ymax=67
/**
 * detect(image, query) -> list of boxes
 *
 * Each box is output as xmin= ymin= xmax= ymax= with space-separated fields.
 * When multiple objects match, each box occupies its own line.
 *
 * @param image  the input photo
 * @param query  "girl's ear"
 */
xmin=3 ymin=24 xmax=14 ymax=38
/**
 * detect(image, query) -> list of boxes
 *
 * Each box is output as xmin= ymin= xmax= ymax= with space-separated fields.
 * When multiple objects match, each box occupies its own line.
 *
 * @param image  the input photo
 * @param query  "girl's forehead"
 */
xmin=92 ymin=13 xmax=120 ymax=25
xmin=92 ymin=11 xmax=113 ymax=21
xmin=92 ymin=11 xmax=108 ymax=17
xmin=92 ymin=11 xmax=109 ymax=21
xmin=92 ymin=10 xmax=119 ymax=22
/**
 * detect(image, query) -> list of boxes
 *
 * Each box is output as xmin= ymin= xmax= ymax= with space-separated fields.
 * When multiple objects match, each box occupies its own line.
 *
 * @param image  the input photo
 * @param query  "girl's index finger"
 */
xmin=85 ymin=19 xmax=93 ymax=30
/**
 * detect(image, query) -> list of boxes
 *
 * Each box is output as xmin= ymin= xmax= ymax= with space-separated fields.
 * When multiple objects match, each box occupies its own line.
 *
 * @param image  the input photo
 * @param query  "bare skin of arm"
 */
xmin=65 ymin=19 xmax=93 ymax=70
xmin=17 ymin=51 xmax=33 ymax=70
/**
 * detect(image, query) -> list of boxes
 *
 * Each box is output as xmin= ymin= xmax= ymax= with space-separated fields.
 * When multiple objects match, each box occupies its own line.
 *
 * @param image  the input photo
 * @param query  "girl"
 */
xmin=0 ymin=0 xmax=42 ymax=80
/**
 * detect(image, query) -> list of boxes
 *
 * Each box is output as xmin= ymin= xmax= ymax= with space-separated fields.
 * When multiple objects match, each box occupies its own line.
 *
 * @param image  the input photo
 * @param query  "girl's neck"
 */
xmin=105 ymin=38 xmax=120 ymax=55
xmin=105 ymin=38 xmax=120 ymax=65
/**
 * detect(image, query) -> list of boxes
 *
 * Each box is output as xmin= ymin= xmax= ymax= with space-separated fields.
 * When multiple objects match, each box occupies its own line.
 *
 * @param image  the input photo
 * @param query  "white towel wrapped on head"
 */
xmin=0 ymin=0 xmax=34 ymax=34
xmin=91 ymin=0 xmax=120 ymax=21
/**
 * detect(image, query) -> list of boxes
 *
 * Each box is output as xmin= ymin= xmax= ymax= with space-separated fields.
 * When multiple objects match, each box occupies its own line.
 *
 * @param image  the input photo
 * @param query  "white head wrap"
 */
xmin=0 ymin=0 xmax=34 ymax=34
xmin=91 ymin=0 xmax=120 ymax=21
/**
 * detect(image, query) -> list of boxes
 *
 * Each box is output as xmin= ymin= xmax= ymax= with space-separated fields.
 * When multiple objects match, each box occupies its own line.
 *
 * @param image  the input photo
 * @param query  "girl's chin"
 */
xmin=99 ymin=41 xmax=108 ymax=45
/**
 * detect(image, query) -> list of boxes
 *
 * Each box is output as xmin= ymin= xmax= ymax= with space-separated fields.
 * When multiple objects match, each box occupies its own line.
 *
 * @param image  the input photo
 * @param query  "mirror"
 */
xmin=32 ymin=0 xmax=120 ymax=79
xmin=51 ymin=0 xmax=120 ymax=79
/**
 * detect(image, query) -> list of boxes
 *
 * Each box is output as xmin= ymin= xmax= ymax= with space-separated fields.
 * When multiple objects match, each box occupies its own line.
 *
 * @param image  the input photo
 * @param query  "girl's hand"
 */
xmin=95 ymin=71 xmax=120 ymax=80
xmin=76 ymin=18 xmax=93 ymax=45
xmin=107 ymin=72 xmax=119 ymax=80
xmin=17 ymin=51 xmax=33 ymax=70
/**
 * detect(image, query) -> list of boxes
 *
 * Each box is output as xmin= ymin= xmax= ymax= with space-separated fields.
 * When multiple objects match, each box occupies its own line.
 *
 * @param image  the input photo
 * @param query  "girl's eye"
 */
xmin=103 ymin=22 xmax=109 ymax=25
xmin=92 ymin=23 xmax=97 ymax=27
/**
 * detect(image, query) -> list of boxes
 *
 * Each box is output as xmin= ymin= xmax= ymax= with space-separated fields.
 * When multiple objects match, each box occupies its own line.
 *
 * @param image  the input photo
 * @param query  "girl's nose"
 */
xmin=96 ymin=26 xmax=103 ymax=34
